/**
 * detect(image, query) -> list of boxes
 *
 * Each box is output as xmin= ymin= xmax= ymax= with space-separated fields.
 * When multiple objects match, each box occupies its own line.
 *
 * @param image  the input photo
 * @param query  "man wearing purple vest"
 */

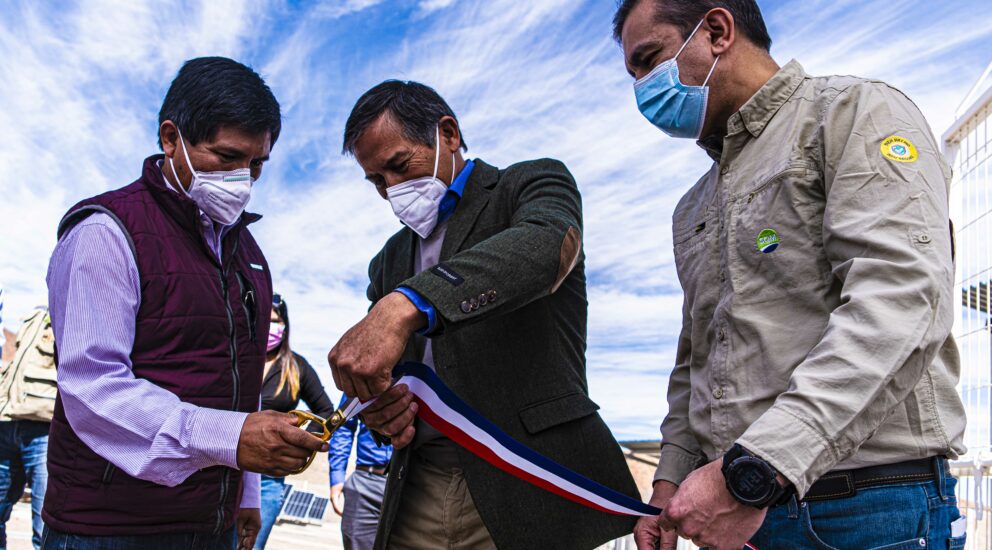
xmin=42 ymin=57 xmax=328 ymax=550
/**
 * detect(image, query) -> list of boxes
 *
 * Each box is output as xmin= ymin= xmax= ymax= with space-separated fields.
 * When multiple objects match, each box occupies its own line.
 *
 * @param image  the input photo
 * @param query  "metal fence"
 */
xmin=952 ymin=458 xmax=992 ymax=549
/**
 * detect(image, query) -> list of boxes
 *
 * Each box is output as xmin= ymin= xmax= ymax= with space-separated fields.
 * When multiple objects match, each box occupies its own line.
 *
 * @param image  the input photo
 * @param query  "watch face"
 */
xmin=730 ymin=458 xmax=776 ymax=504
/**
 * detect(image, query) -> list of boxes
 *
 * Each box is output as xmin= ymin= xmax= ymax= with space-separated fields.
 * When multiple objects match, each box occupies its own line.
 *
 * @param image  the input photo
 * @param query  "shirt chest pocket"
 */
xmin=673 ymin=213 xmax=719 ymax=304
xmin=235 ymin=270 xmax=261 ymax=343
xmin=730 ymin=165 xmax=831 ymax=303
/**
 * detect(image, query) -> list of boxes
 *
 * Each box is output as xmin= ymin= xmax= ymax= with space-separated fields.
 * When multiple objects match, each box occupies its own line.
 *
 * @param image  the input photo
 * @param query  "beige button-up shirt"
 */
xmin=657 ymin=60 xmax=967 ymax=496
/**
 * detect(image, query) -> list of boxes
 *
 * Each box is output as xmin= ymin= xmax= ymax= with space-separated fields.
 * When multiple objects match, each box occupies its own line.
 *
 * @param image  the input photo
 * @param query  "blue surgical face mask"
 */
xmin=634 ymin=19 xmax=720 ymax=140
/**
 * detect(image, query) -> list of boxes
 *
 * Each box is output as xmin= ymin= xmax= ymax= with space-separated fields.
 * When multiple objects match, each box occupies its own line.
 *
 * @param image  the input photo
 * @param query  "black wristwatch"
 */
xmin=722 ymin=444 xmax=794 ymax=508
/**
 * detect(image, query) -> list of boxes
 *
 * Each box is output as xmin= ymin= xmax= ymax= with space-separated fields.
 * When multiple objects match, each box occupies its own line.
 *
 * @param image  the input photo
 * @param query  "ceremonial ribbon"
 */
xmin=306 ymin=362 xmax=759 ymax=550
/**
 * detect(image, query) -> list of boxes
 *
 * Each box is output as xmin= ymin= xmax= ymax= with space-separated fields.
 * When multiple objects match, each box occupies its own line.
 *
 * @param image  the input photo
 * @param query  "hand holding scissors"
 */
xmin=288 ymin=398 xmax=362 ymax=474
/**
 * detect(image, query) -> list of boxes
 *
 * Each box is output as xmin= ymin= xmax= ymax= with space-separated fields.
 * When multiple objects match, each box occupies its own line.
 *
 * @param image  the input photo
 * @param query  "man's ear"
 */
xmin=703 ymin=8 xmax=735 ymax=56
xmin=160 ymin=120 xmax=179 ymax=158
xmin=438 ymin=115 xmax=462 ymax=153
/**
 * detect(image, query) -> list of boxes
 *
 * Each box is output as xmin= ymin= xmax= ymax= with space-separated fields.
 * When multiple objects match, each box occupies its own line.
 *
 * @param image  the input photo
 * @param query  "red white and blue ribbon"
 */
xmin=349 ymin=362 xmax=759 ymax=549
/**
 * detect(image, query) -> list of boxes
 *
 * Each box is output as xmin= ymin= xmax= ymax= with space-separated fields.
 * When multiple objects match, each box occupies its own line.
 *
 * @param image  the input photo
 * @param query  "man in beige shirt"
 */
xmin=614 ymin=1 xmax=967 ymax=549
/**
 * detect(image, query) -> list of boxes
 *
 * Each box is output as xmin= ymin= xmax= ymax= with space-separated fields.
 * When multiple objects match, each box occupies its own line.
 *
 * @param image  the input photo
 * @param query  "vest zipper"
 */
xmin=101 ymin=462 xmax=116 ymax=484
xmin=215 ymin=239 xmax=242 ymax=534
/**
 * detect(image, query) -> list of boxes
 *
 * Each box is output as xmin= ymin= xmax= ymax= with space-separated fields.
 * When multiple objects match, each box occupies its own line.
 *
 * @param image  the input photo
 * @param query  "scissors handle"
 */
xmin=287 ymin=405 xmax=354 ymax=475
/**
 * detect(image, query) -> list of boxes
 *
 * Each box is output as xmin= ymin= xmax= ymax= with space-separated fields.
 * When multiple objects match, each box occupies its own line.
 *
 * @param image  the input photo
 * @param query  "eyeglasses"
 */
xmin=288 ymin=398 xmax=359 ymax=474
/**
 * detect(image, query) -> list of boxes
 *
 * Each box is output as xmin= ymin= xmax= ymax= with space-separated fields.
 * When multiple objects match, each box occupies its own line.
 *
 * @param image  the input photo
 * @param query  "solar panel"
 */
xmin=279 ymin=483 xmax=294 ymax=514
xmin=307 ymin=497 xmax=329 ymax=524
xmin=281 ymin=489 xmax=314 ymax=520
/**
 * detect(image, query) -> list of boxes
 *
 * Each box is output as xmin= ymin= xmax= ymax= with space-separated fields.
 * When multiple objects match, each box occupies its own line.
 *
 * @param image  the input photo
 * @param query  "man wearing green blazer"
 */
xmin=328 ymin=80 xmax=639 ymax=549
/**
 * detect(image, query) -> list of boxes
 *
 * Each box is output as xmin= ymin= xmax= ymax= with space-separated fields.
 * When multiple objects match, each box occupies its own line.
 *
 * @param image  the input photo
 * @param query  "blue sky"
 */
xmin=1 ymin=0 xmax=990 ymax=441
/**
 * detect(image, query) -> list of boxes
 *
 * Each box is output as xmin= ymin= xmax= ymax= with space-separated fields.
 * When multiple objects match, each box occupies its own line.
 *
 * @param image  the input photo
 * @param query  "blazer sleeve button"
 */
xmin=460 ymin=301 xmax=472 ymax=314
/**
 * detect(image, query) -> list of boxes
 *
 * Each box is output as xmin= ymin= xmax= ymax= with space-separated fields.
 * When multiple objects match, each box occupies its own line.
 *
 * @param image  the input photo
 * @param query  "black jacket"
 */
xmin=261 ymin=352 xmax=335 ymax=419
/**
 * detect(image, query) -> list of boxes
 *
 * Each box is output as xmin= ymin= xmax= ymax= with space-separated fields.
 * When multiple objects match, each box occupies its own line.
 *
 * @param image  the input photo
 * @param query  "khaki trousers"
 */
xmin=387 ymin=451 xmax=497 ymax=550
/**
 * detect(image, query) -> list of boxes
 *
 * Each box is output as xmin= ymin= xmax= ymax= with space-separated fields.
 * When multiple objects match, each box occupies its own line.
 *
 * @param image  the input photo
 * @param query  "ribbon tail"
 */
xmin=392 ymin=362 xmax=660 ymax=517
xmin=370 ymin=362 xmax=760 ymax=550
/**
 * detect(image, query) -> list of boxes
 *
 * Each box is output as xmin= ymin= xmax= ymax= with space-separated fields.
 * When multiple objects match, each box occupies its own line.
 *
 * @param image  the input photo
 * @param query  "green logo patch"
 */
xmin=756 ymin=229 xmax=780 ymax=253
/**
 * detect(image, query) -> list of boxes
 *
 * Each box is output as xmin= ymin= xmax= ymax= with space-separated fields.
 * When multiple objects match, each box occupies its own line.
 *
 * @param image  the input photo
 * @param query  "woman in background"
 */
xmin=254 ymin=294 xmax=336 ymax=550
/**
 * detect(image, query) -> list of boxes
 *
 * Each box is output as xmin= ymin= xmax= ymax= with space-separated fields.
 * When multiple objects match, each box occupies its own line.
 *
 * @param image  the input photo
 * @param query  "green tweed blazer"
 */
xmin=370 ymin=158 xmax=639 ymax=550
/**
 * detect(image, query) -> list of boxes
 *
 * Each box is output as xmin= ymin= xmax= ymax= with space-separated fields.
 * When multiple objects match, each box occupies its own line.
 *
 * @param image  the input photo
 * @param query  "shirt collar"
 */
xmin=437 ymin=159 xmax=475 ymax=224
xmin=727 ymin=59 xmax=807 ymax=139
xmin=447 ymin=159 xmax=475 ymax=200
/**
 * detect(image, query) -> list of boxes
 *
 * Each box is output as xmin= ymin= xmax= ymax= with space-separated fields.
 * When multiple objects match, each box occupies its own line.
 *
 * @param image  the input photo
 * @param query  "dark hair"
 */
xmin=342 ymin=80 xmax=467 ymax=156
xmin=612 ymin=0 xmax=772 ymax=52
xmin=158 ymin=57 xmax=282 ymax=149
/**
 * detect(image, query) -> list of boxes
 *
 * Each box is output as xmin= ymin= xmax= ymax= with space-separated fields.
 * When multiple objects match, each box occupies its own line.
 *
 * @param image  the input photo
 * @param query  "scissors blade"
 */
xmin=324 ymin=397 xmax=362 ymax=434
xmin=340 ymin=397 xmax=361 ymax=421
xmin=331 ymin=381 xmax=398 ymax=432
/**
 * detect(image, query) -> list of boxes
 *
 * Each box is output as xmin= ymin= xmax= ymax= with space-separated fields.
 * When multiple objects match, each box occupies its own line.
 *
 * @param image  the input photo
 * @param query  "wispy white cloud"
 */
xmin=418 ymin=0 xmax=457 ymax=15
xmin=768 ymin=0 xmax=992 ymax=135
xmin=0 ymin=0 xmax=276 ymax=333
xmin=0 ymin=0 xmax=989 ymax=442
xmin=312 ymin=0 xmax=387 ymax=19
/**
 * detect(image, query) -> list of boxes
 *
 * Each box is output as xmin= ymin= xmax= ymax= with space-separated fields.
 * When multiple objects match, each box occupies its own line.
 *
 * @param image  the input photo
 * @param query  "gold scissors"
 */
xmin=289 ymin=397 xmax=360 ymax=474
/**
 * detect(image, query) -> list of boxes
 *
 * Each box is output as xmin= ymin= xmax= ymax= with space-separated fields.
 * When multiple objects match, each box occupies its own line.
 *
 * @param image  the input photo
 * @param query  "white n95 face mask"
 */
xmin=386 ymin=126 xmax=455 ymax=239
xmin=170 ymin=129 xmax=254 ymax=226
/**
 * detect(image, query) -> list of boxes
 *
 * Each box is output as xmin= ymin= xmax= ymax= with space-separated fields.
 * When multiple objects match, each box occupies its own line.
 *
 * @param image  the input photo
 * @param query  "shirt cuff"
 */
xmin=330 ymin=469 xmax=347 ymax=486
xmin=736 ymin=405 xmax=835 ymax=498
xmin=394 ymin=286 xmax=436 ymax=335
xmin=240 ymin=471 xmax=261 ymax=509
xmin=653 ymin=443 xmax=704 ymax=486
xmin=189 ymin=407 xmax=249 ymax=470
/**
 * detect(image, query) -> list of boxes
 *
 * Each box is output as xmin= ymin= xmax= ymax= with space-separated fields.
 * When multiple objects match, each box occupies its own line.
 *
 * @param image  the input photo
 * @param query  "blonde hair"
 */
xmin=272 ymin=312 xmax=300 ymax=400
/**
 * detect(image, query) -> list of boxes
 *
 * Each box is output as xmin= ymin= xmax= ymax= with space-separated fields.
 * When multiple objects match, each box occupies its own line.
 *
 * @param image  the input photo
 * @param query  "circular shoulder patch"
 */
xmin=880 ymin=136 xmax=918 ymax=163
xmin=756 ymin=228 xmax=780 ymax=254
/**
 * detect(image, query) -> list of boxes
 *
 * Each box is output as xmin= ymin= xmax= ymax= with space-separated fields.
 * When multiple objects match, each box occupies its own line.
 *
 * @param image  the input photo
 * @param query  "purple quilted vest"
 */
xmin=43 ymin=155 xmax=272 ymax=535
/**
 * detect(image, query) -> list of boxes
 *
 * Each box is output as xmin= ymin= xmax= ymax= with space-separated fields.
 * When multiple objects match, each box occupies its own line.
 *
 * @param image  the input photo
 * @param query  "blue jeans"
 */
xmin=40 ymin=526 xmax=235 ymax=550
xmin=745 ymin=458 xmax=965 ymax=550
xmin=0 ymin=420 xmax=49 ymax=550
xmin=252 ymin=475 xmax=285 ymax=550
